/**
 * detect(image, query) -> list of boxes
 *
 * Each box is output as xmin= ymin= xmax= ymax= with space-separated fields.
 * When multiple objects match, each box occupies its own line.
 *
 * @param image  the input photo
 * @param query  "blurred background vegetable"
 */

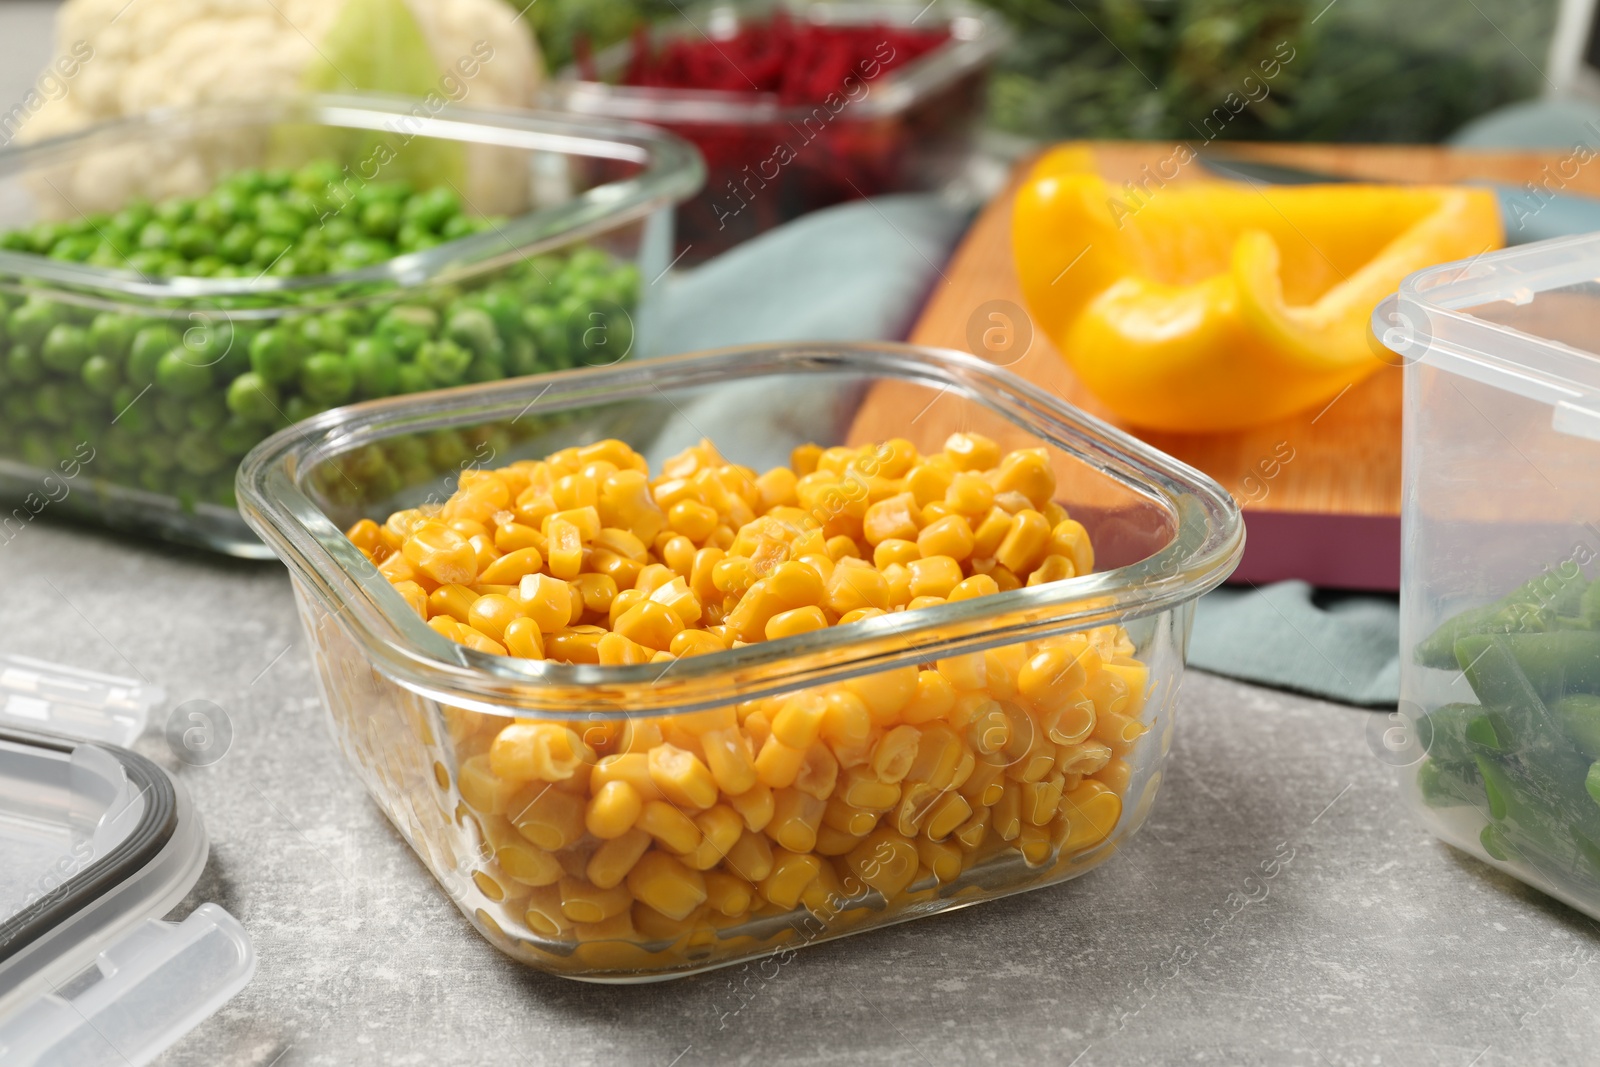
xmin=973 ymin=0 xmax=1559 ymax=143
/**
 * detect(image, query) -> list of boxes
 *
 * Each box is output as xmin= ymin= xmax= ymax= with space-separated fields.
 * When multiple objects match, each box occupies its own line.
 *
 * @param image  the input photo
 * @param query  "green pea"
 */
xmin=88 ymin=242 xmax=126 ymax=268
xmin=445 ymin=307 xmax=502 ymax=359
xmin=188 ymin=255 xmax=224 ymax=277
xmin=40 ymin=323 xmax=90 ymax=374
xmin=1 ymin=230 xmax=32 ymax=251
xmin=174 ymin=222 xmax=216 ymax=259
xmin=376 ymin=305 xmax=438 ymax=358
xmin=140 ymin=436 xmax=177 ymax=472
xmin=298 ymin=314 xmax=349 ymax=352
xmin=155 ymin=257 xmax=188 ymax=278
xmin=249 ymin=327 xmax=303 ymax=385
xmin=321 ymin=216 xmax=358 ymax=247
xmin=81 ymin=354 xmax=121 ymax=396
xmin=300 ymin=351 xmax=355 ymax=404
xmin=111 ymin=385 xmax=153 ymax=433
xmin=441 ymin=214 xmax=477 ymax=241
xmin=155 ymin=348 xmax=213 ymax=397
xmin=226 ymin=371 xmax=281 ymax=424
xmin=137 ymin=221 xmax=173 ymax=251
xmin=476 ymin=290 xmax=525 ymax=342
xmin=395 ymin=222 xmax=430 ymax=250
xmin=154 ymin=395 xmax=190 ymax=434
xmin=416 ymin=338 xmax=471 ymax=387
xmin=154 ymin=198 xmax=194 ymax=227
xmin=505 ymin=334 xmax=538 ymax=377
xmin=190 ymin=196 xmax=234 ymax=231
xmin=360 ymin=199 xmax=401 ymax=241
xmin=4 ymin=393 xmax=34 ymax=426
xmin=333 ymin=238 xmax=390 ymax=270
xmin=395 ymin=362 xmax=430 ymax=395
xmin=251 ymin=233 xmax=293 ymax=266
xmin=219 ymin=223 xmax=259 ymax=265
xmin=48 ymin=234 xmax=99 ymax=262
xmin=186 ymin=393 xmax=227 ymax=432
xmin=128 ymin=325 xmax=178 ymax=385
xmin=126 ymin=249 xmax=170 ymax=276
xmin=348 ymin=337 xmax=398 ymax=398
xmin=6 ymin=344 xmax=41 ymax=384
xmin=294 ymin=160 xmax=343 ymax=193
xmin=102 ymin=424 xmax=140 ymax=470
xmin=217 ymin=415 xmax=263 ymax=458
xmin=33 ymin=382 xmax=69 ymax=426
xmin=281 ymin=395 xmax=326 ymax=426
xmin=403 ymin=186 xmax=461 ymax=232
xmin=89 ymin=313 xmax=137 ymax=361
xmin=521 ymin=304 xmax=567 ymax=366
xmin=256 ymin=203 xmax=307 ymax=240
xmin=292 ymin=245 xmax=328 ymax=274
xmin=9 ymin=300 xmax=56 ymax=349
xmin=465 ymin=355 xmax=504 ymax=384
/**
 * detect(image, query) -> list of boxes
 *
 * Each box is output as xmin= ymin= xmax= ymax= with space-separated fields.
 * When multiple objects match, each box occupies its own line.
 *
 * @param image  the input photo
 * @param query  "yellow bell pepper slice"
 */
xmin=1012 ymin=146 xmax=1503 ymax=432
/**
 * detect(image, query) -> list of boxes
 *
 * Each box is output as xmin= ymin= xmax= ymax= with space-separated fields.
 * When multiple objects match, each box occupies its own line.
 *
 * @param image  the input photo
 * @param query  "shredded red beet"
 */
xmin=621 ymin=13 xmax=948 ymax=104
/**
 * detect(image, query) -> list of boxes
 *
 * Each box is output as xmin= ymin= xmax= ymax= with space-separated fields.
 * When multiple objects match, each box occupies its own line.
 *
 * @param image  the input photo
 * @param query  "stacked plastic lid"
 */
xmin=0 ymin=655 xmax=253 ymax=1066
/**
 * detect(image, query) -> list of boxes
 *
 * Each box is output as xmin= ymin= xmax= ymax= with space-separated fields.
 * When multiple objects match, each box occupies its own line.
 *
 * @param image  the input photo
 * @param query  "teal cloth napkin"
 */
xmin=1190 ymin=583 xmax=1400 ymax=707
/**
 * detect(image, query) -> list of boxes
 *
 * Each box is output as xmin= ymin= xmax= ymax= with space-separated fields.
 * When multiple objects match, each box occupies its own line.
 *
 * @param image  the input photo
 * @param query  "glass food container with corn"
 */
xmin=1380 ymin=233 xmax=1600 ymax=920
xmin=238 ymin=343 xmax=1243 ymax=981
xmin=0 ymin=93 xmax=701 ymax=556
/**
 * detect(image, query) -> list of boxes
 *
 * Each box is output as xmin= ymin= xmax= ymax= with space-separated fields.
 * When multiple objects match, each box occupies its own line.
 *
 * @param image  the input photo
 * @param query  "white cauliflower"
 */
xmin=28 ymin=0 xmax=542 ymax=213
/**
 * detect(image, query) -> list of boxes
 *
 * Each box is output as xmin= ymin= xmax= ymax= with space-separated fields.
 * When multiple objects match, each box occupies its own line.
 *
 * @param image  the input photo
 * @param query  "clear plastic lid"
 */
xmin=0 ymin=728 xmax=253 ymax=1065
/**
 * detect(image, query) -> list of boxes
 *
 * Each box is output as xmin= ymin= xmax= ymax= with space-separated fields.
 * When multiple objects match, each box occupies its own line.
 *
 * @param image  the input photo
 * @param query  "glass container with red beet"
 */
xmin=548 ymin=1 xmax=1008 ymax=262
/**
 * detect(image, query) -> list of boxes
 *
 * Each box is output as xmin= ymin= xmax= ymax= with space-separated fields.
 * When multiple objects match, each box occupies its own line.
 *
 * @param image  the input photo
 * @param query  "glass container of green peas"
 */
xmin=0 ymin=94 xmax=703 ymax=556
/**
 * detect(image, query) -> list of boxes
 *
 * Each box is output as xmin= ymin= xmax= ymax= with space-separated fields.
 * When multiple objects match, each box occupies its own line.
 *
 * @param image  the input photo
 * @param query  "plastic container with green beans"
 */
xmin=0 ymin=94 xmax=702 ymax=556
xmin=1382 ymin=233 xmax=1600 ymax=921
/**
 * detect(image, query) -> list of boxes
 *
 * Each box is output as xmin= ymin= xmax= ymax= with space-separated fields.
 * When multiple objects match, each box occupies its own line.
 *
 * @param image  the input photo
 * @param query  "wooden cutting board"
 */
xmin=849 ymin=142 xmax=1600 ymax=591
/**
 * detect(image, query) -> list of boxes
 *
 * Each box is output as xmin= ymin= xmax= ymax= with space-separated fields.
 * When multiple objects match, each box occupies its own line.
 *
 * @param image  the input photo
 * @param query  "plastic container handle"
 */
xmin=0 ymin=903 xmax=255 ymax=1066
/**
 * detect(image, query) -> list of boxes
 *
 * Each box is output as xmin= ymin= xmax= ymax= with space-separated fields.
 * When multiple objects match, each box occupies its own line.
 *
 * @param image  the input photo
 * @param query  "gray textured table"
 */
xmin=7 ymin=521 xmax=1600 ymax=1067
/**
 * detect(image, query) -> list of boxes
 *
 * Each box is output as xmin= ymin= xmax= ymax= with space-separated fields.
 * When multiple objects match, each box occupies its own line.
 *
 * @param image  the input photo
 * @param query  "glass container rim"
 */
xmin=0 ymin=92 xmax=706 ymax=307
xmin=545 ymin=0 xmax=1010 ymax=126
xmin=237 ymin=343 xmax=1244 ymax=717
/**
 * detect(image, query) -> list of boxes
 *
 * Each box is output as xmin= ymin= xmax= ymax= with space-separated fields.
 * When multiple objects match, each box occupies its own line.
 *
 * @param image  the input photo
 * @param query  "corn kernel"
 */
xmin=844 ymin=666 xmax=918 ymax=726
xmin=1023 ymin=776 xmax=1066 ymax=826
xmin=917 ymin=837 xmax=963 ymax=883
xmin=770 ymin=693 xmax=827 ymax=749
xmin=1093 ymin=711 xmax=1147 ymax=756
xmin=825 ymin=561 xmax=891 ymax=615
xmin=1060 ymin=780 xmax=1121 ymax=852
xmin=823 ymin=797 xmax=879 ymax=836
xmin=1043 ymin=696 xmax=1096 ymax=747
xmin=862 ymin=493 xmax=920 ymax=546
xmin=952 ymin=805 xmax=990 ymax=852
xmin=767 ymin=788 xmax=827 ymax=852
xmin=510 ymin=784 xmax=587 ymax=851
xmin=637 ymin=799 xmax=702 ymax=855
xmin=427 ymin=583 xmax=476 ymax=624
xmin=945 ymin=432 xmax=1000 ymax=471
xmin=647 ymin=744 xmax=719 ymax=810
xmin=592 ymin=753 xmax=663 ymax=801
xmin=588 ymin=828 xmax=652 ymax=889
xmin=908 ymin=555 xmax=964 ymax=599
xmin=841 ymin=766 xmax=901 ymax=811
xmin=753 ymin=734 xmax=805 ymax=789
xmin=467 ymin=594 xmax=523 ymax=644
xmin=993 ymin=781 xmax=1022 ymax=842
xmin=905 ymin=461 xmax=954 ymax=507
xmin=758 ymin=849 xmax=821 ymax=909
xmin=1018 ymin=642 xmax=1091 ymax=712
xmin=558 ymin=877 xmax=632 ymax=923
xmin=728 ymin=782 xmax=776 ymax=832
xmin=794 ymin=742 xmax=839 ymax=800
xmin=870 ymin=725 xmax=921 ymax=784
xmin=1047 ymin=519 xmax=1094 ymax=575
xmin=585 ymin=780 xmax=644 ymax=839
xmin=524 ymin=885 xmax=573 ymax=937
xmin=495 ymin=836 xmax=563 ymax=887
xmin=614 ymin=600 xmax=685 ymax=652
xmin=1096 ymin=758 xmax=1133 ymax=794
xmin=404 ymin=522 xmax=479 ymax=585
xmin=702 ymin=869 xmax=755 ymax=917
xmin=846 ymin=828 xmax=919 ymax=898
xmin=459 ymin=754 xmax=520 ymax=814
xmin=491 ymin=723 xmax=589 ymax=784
xmin=546 ymin=626 xmax=604 ymax=663
xmin=1022 ymin=555 xmax=1070 ymax=589
xmin=1058 ymin=739 xmax=1114 ymax=777
xmin=626 ymin=852 xmax=706 ymax=921
xmin=872 ymin=539 xmax=920 ymax=569
xmin=1103 ymin=658 xmax=1150 ymax=717
xmin=1019 ymin=822 xmax=1053 ymax=867
xmin=514 ymin=573 xmax=573 ymax=632
xmin=543 ymin=516 xmax=582 ymax=579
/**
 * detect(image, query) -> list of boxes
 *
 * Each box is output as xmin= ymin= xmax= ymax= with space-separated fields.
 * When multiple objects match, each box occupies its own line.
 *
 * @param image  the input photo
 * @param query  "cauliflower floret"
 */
xmin=27 ymin=0 xmax=541 ymax=213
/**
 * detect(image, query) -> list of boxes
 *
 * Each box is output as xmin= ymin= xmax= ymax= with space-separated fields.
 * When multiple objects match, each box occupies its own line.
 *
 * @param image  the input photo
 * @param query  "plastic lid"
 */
xmin=1375 ymin=232 xmax=1600 ymax=440
xmin=0 ymin=655 xmax=164 ymax=747
xmin=0 ymin=728 xmax=253 ymax=1065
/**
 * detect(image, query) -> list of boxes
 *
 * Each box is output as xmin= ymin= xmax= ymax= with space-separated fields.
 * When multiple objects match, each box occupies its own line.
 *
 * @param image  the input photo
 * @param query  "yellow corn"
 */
xmin=647 ymin=744 xmax=719 ymax=810
xmin=586 ymin=780 xmax=643 ymax=839
xmin=753 ymin=735 xmax=806 ymax=789
xmin=404 ymin=522 xmax=479 ymax=585
xmin=765 ymin=605 xmax=829 ymax=640
xmin=587 ymin=828 xmax=652 ymax=889
xmin=626 ymin=852 xmax=706 ymax=921
xmin=758 ymin=849 xmax=821 ymax=909
xmin=908 ymin=555 xmax=964 ymax=599
xmin=728 ymin=782 xmax=775 ymax=832
xmin=767 ymin=788 xmax=827 ymax=853
xmin=995 ymin=509 xmax=1050 ymax=574
xmin=870 ymin=725 xmax=922 ymax=784
xmin=614 ymin=600 xmax=685 ymax=652
xmin=846 ymin=828 xmax=919 ymax=899
xmin=559 ymin=877 xmax=633 ymax=923
xmin=510 ymin=785 xmax=587 ymax=851
xmin=502 ymin=617 xmax=545 ymax=659
xmin=490 ymin=723 xmax=589 ymax=784
xmin=917 ymin=837 xmax=963 ymax=883
xmin=841 ymin=766 xmax=902 ymax=812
